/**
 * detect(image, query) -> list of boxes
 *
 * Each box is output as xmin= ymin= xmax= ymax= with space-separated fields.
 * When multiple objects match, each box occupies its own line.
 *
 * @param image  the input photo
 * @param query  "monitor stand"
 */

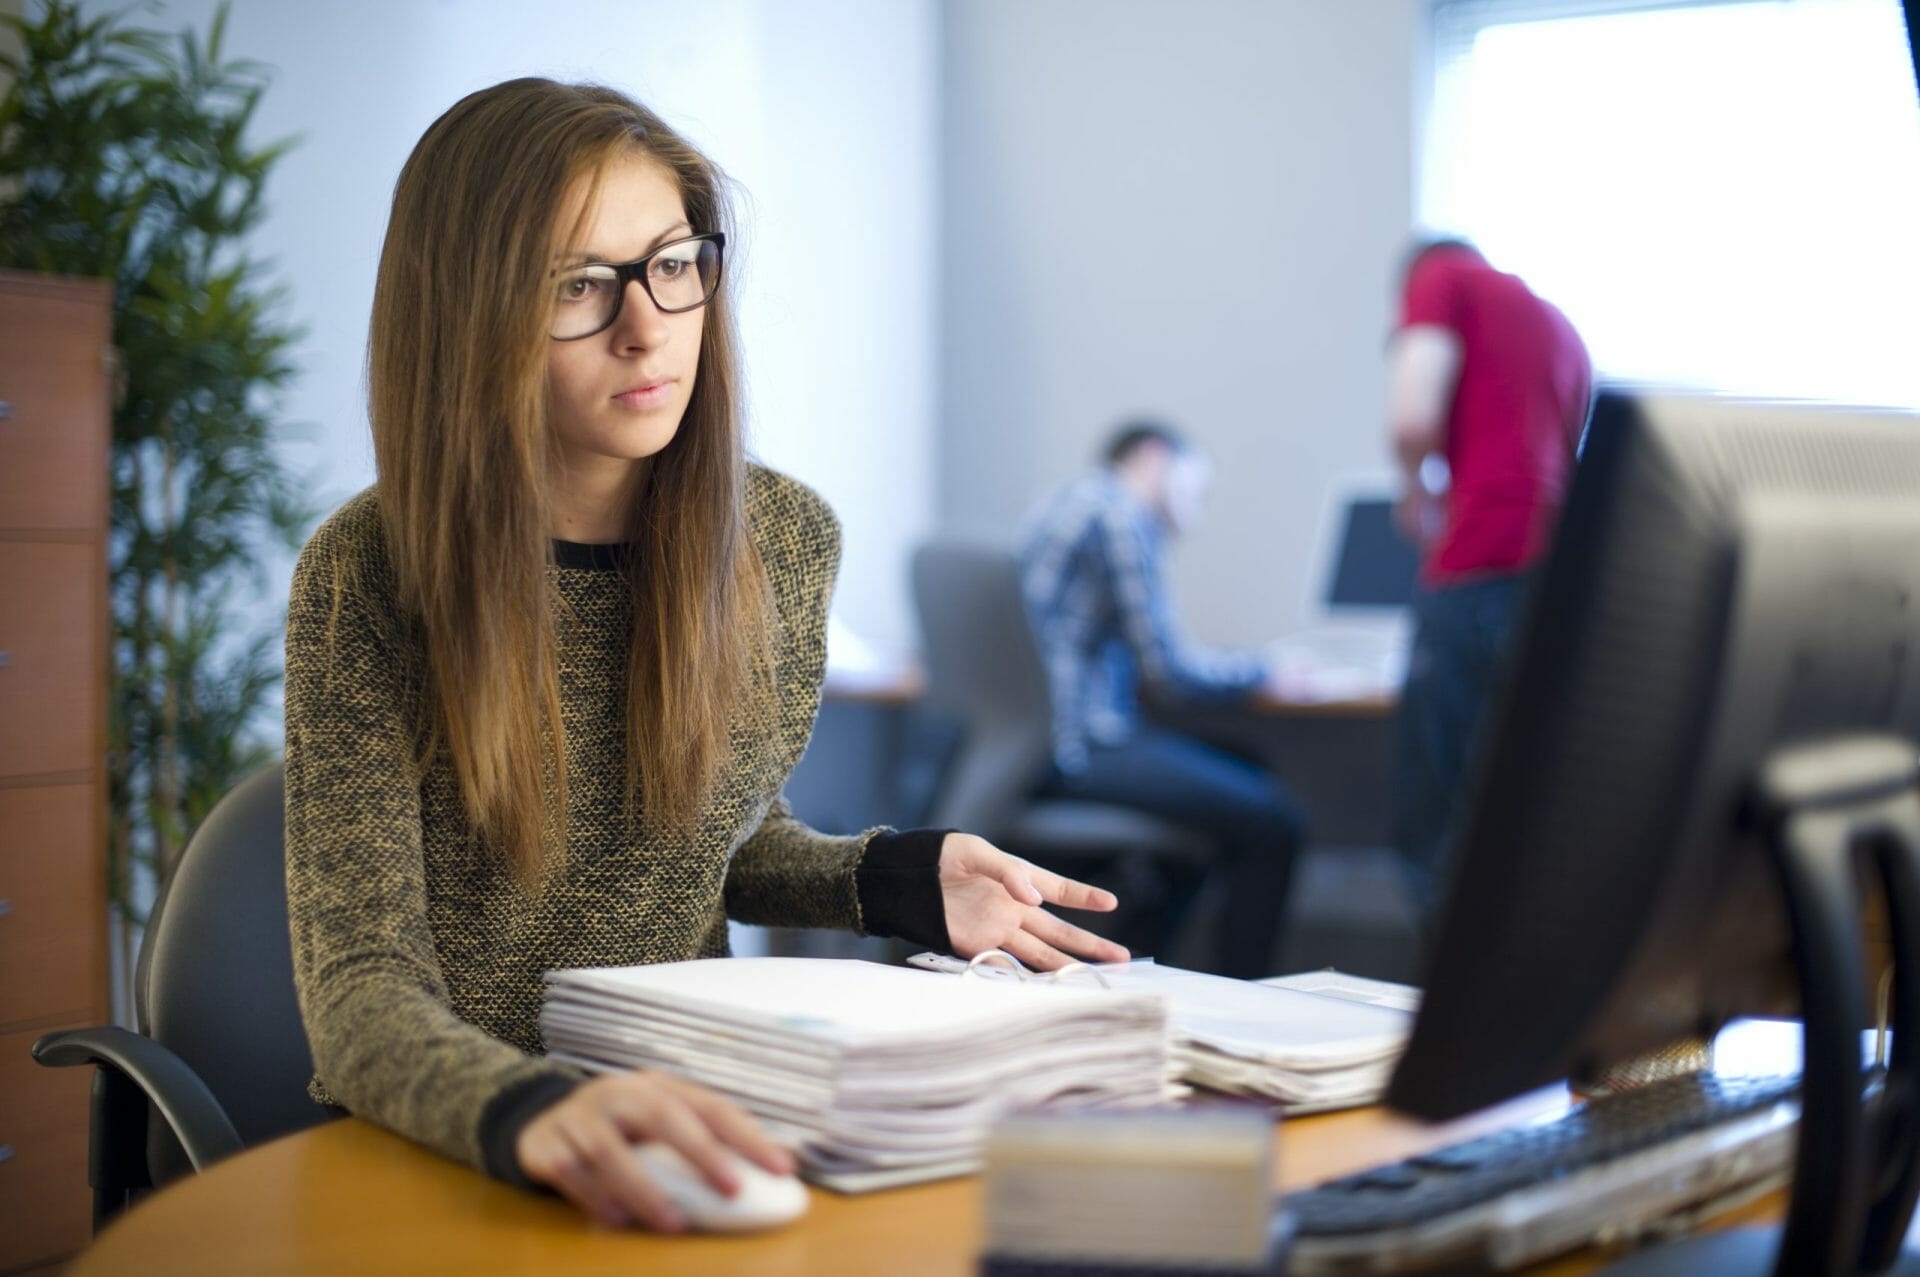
xmin=1605 ymin=735 xmax=1920 ymax=1276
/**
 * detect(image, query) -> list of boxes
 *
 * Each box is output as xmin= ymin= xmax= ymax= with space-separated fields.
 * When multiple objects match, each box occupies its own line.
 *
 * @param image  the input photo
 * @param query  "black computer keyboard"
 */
xmin=1283 ymin=1071 xmax=1801 ymax=1273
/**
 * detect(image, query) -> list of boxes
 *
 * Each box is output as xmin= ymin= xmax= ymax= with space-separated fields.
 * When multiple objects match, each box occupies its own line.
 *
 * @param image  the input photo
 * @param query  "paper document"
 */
xmin=1262 ymin=968 xmax=1423 ymax=1014
xmin=907 ymin=953 xmax=1417 ymax=1110
xmin=540 ymin=957 xmax=1178 ymax=1193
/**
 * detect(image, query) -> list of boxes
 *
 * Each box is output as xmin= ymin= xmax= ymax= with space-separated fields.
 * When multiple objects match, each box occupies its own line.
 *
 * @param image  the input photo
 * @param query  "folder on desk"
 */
xmin=1178 ymin=966 xmax=1414 ymax=1111
xmin=909 ymin=954 xmax=1416 ymax=1112
xmin=539 ymin=957 xmax=1178 ymax=1192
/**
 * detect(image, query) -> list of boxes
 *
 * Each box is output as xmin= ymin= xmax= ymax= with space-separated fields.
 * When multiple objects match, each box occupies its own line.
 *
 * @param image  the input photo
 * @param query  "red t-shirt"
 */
xmin=1399 ymin=248 xmax=1591 ymax=585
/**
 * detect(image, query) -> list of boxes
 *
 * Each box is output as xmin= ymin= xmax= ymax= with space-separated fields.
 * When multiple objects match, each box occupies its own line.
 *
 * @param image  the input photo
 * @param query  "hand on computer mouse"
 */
xmin=513 ymin=1070 xmax=796 ymax=1231
xmin=632 ymin=1141 xmax=809 ymax=1233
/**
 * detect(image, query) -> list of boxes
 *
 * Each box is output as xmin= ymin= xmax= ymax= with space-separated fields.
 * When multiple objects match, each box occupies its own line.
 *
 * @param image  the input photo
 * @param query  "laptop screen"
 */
xmin=1272 ymin=483 xmax=1419 ymax=700
xmin=1313 ymin=487 xmax=1420 ymax=618
xmin=1324 ymin=496 xmax=1420 ymax=611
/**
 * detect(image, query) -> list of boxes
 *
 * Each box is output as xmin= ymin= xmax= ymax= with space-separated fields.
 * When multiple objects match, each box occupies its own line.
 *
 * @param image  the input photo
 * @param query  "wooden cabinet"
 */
xmin=0 ymin=270 xmax=112 ymax=1274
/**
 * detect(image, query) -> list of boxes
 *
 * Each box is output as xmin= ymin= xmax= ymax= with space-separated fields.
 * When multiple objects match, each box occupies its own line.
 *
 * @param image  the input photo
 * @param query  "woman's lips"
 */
xmin=614 ymin=380 xmax=673 ymax=409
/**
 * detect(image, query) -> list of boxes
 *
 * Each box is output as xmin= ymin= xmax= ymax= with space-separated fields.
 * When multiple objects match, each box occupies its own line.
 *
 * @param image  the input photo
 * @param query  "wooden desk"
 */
xmin=1154 ymin=691 xmax=1397 ymax=850
xmin=800 ymin=672 xmax=1399 ymax=848
xmin=788 ymin=673 xmax=1411 ymax=973
xmin=67 ymin=1085 xmax=1747 ymax=1277
xmin=820 ymin=667 xmax=1396 ymax=718
xmin=1250 ymin=687 xmax=1396 ymax=718
xmin=69 ymin=1017 xmax=1819 ymax=1274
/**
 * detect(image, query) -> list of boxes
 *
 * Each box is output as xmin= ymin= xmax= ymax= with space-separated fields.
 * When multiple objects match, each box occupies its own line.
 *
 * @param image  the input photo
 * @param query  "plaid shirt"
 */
xmin=1019 ymin=472 xmax=1266 ymax=773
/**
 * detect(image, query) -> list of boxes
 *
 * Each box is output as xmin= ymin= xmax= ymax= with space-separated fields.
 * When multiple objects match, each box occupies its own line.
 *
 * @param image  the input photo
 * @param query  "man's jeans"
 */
xmin=1038 ymin=728 xmax=1306 ymax=979
xmin=1391 ymin=574 xmax=1529 ymax=935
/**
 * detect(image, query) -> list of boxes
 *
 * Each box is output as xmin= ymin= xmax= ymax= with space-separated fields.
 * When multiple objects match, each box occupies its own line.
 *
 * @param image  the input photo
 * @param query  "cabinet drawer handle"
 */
xmin=0 ymin=400 xmax=11 ymax=420
xmin=0 ymin=1145 xmax=12 ymax=1164
xmin=0 ymin=652 xmax=9 ymax=668
xmin=0 ymin=899 xmax=10 ymax=918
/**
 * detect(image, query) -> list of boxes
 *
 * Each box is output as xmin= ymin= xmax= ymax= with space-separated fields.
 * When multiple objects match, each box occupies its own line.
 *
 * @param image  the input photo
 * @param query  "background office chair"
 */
xmin=32 ymin=763 xmax=337 ymax=1228
xmin=910 ymin=540 xmax=1214 ymax=957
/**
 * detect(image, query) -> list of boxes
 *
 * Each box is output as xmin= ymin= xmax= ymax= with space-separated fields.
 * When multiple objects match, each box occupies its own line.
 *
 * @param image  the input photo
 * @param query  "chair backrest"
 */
xmin=134 ymin=763 xmax=330 ymax=1177
xmin=910 ymin=540 xmax=1057 ymax=836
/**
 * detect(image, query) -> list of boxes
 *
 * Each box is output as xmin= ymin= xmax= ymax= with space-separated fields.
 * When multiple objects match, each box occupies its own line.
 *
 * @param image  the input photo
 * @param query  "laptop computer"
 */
xmin=1268 ymin=475 xmax=1419 ymax=701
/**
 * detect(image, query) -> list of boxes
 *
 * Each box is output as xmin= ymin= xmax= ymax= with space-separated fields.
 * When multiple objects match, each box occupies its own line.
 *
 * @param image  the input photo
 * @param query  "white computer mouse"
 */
xmin=630 ymin=1142 xmax=810 ymax=1233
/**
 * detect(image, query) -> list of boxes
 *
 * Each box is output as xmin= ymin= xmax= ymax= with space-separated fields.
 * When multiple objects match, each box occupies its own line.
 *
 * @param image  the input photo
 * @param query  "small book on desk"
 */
xmin=909 ymin=953 xmax=1417 ymax=1112
xmin=539 ymin=957 xmax=1177 ymax=1192
xmin=982 ymin=1104 xmax=1291 ymax=1277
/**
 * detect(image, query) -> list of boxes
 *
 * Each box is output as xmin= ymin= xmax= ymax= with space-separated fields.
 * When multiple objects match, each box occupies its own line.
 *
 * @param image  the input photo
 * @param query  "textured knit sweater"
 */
xmin=284 ymin=466 xmax=945 ymax=1180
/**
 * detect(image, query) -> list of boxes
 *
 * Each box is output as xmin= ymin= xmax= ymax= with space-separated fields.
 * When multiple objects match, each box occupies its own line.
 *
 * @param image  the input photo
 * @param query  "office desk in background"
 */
xmin=68 ymin=1085 xmax=1725 ymax=1277
xmin=786 ymin=673 xmax=1413 ymax=977
xmin=1159 ymin=685 xmax=1398 ymax=849
xmin=795 ymin=671 xmax=1399 ymax=849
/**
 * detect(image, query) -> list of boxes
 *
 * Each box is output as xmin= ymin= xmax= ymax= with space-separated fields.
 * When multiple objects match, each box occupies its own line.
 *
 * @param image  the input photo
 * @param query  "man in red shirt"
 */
xmin=1387 ymin=240 xmax=1591 ymax=932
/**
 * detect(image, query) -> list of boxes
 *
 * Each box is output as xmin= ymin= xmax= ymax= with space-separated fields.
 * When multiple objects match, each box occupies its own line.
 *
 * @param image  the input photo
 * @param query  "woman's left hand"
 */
xmin=937 ymin=832 xmax=1130 ymax=970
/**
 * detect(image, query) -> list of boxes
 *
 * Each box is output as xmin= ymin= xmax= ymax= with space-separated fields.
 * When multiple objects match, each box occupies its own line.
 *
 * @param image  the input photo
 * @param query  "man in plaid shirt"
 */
xmin=1020 ymin=421 xmax=1306 ymax=978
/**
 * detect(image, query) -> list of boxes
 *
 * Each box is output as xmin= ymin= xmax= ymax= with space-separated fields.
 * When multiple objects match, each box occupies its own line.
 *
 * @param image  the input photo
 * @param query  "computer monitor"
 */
xmin=1265 ymin=478 xmax=1422 ymax=701
xmin=1311 ymin=478 xmax=1421 ymax=617
xmin=1386 ymin=391 xmax=1920 ymax=1275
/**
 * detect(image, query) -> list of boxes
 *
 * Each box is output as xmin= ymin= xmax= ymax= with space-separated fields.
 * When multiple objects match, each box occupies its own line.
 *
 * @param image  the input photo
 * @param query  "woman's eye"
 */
xmin=652 ymin=255 xmax=693 ymax=280
xmin=557 ymin=272 xmax=607 ymax=302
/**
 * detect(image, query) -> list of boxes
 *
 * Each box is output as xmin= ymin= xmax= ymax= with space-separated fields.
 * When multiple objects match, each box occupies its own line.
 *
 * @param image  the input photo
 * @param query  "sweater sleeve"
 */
xmin=721 ymin=799 xmax=951 ymax=952
xmin=283 ymin=497 xmax=582 ymax=1176
xmin=721 ymin=794 xmax=870 ymax=929
xmin=719 ymin=467 xmax=951 ymax=950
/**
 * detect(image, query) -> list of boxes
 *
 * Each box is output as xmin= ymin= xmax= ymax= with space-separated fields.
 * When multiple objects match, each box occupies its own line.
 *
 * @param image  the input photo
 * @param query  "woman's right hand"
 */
xmin=514 ymin=1070 xmax=795 ymax=1231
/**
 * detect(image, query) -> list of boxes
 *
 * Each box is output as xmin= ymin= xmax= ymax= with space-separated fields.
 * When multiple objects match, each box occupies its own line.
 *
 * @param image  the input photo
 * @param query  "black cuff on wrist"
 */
xmin=856 ymin=827 xmax=954 ymax=952
xmin=479 ymin=1072 xmax=583 ymax=1188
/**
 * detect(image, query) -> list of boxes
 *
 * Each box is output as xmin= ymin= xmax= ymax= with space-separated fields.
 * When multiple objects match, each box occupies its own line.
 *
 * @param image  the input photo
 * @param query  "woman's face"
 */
xmin=545 ymin=152 xmax=706 ymax=483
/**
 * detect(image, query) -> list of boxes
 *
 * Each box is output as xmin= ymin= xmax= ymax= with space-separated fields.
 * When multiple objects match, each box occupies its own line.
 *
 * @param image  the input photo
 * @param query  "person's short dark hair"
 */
xmin=1400 ymin=236 xmax=1482 ymax=288
xmin=1103 ymin=419 xmax=1187 ymax=467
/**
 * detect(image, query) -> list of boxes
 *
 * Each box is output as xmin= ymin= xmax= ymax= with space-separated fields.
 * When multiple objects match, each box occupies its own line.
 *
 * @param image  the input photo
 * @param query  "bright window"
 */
xmin=1423 ymin=0 xmax=1920 ymax=406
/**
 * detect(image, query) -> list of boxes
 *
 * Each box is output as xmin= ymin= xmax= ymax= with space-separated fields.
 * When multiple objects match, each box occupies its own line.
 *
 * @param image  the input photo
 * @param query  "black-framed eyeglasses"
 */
xmin=549 ymin=232 xmax=725 ymax=341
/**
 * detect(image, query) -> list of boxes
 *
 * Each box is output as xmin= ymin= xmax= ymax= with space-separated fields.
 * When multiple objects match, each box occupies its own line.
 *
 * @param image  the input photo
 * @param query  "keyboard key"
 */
xmin=1287 ymin=1072 xmax=1799 ymax=1238
xmin=1347 ymin=1164 xmax=1425 ymax=1191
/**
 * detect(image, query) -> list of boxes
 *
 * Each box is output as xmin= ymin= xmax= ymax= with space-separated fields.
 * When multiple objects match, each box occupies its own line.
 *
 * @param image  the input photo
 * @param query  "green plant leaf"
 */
xmin=3 ymin=0 xmax=311 ymax=916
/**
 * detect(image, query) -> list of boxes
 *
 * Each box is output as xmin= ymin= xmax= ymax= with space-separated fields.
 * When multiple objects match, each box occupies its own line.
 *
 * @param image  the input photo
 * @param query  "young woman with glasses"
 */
xmin=282 ymin=77 xmax=1127 ymax=1232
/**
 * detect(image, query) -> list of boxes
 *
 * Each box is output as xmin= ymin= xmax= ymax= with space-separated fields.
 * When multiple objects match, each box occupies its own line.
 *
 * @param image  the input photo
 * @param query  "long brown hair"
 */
xmin=368 ymin=78 xmax=768 ymax=881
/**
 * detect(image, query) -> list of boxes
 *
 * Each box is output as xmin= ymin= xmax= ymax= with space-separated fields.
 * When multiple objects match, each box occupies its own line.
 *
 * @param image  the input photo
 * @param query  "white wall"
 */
xmin=939 ymin=0 xmax=1424 ymax=645
xmin=73 ymin=0 xmax=1425 ymax=662
xmin=80 ymin=0 xmax=939 ymax=659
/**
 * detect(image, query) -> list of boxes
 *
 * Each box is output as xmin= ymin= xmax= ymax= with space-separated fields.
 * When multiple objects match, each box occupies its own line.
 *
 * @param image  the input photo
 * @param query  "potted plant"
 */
xmin=0 ymin=0 xmax=312 ymax=1007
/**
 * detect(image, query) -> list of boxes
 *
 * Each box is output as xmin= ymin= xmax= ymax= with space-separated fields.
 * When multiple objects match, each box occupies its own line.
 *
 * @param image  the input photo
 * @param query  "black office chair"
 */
xmin=32 ymin=763 xmax=337 ymax=1228
xmin=909 ymin=540 xmax=1213 ymax=956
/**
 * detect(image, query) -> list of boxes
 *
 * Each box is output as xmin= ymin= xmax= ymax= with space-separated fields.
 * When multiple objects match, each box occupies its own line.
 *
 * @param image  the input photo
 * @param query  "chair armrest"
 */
xmin=33 ymin=1026 xmax=244 ymax=1170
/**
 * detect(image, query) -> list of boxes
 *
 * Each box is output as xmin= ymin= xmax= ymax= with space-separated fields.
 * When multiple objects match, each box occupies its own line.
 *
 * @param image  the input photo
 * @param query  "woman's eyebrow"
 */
xmin=558 ymin=221 xmax=695 ymax=266
xmin=646 ymin=220 xmax=694 ymax=250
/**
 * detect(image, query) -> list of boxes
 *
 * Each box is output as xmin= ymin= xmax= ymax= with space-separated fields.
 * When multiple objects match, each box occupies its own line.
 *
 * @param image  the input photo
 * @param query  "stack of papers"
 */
xmin=540 ymin=957 xmax=1175 ymax=1192
xmin=911 ymin=955 xmax=1416 ymax=1112
xmin=1166 ymin=967 xmax=1413 ymax=1110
